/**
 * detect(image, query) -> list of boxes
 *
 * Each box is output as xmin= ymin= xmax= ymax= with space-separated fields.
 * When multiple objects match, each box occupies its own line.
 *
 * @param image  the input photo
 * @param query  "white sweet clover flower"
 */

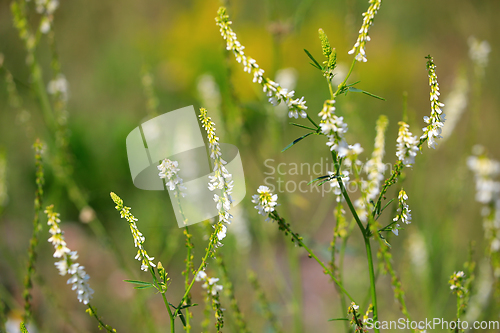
xmin=195 ymin=270 xmax=224 ymax=296
xmin=355 ymin=115 xmax=388 ymax=221
xmin=47 ymin=74 xmax=69 ymax=102
xmin=347 ymin=0 xmax=382 ymax=62
xmin=45 ymin=205 xmax=94 ymax=304
xmin=35 ymin=0 xmax=59 ymax=34
xmin=252 ymin=185 xmax=278 ymax=218
xmin=396 ymin=121 xmax=419 ymax=167
xmin=319 ymin=99 xmax=350 ymax=158
xmin=468 ymin=36 xmax=491 ymax=71
xmin=199 ymin=108 xmax=233 ymax=243
xmin=110 ymin=192 xmax=156 ymax=271
xmin=467 ymin=147 xmax=500 ymax=256
xmin=392 ymin=189 xmax=411 ymax=236
xmin=421 ymin=56 xmax=446 ymax=149
xmin=215 ymin=7 xmax=308 ymax=119
xmin=328 ymin=171 xmax=350 ymax=202
xmin=158 ymin=158 xmax=186 ymax=196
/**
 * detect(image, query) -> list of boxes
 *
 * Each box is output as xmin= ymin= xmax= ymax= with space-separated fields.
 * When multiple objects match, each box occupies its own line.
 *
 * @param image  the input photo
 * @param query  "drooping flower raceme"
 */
xmin=158 ymin=158 xmax=185 ymax=196
xmin=348 ymin=0 xmax=382 ymax=62
xmin=252 ymin=185 xmax=278 ymax=218
xmin=199 ymin=108 xmax=233 ymax=243
xmin=215 ymin=7 xmax=308 ymax=119
xmin=319 ymin=99 xmax=349 ymax=157
xmin=421 ymin=55 xmax=446 ymax=149
xmin=45 ymin=205 xmax=94 ymax=304
xmin=392 ymin=189 xmax=411 ymax=236
xmin=396 ymin=121 xmax=419 ymax=167
xmin=110 ymin=192 xmax=156 ymax=271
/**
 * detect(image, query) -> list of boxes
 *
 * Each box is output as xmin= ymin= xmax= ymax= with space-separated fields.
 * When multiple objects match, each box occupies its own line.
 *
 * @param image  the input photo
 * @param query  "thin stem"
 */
xmin=364 ymin=237 xmax=379 ymax=329
xmin=270 ymin=210 xmax=355 ymax=303
xmin=333 ymin=58 xmax=357 ymax=98
xmin=149 ymin=267 xmax=175 ymax=332
xmin=87 ymin=304 xmax=117 ymax=332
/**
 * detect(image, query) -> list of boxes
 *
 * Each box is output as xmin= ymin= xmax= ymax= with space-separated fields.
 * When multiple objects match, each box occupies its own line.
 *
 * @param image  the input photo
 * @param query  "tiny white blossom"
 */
xmin=392 ymin=189 xmax=411 ymax=236
xmin=396 ymin=121 xmax=419 ymax=167
xmin=252 ymin=185 xmax=278 ymax=217
xmin=347 ymin=0 xmax=382 ymax=62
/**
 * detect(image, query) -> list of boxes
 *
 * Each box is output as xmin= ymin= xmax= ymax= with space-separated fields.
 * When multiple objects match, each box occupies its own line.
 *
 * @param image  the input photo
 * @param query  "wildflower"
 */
xmin=357 ymin=115 xmax=388 ymax=220
xmin=449 ymin=271 xmax=466 ymax=296
xmin=420 ymin=55 xmax=446 ymax=149
xmin=396 ymin=121 xmax=419 ymax=166
xmin=392 ymin=189 xmax=411 ymax=236
xmin=440 ymin=74 xmax=468 ymax=141
xmin=35 ymin=0 xmax=59 ymax=15
xmin=467 ymin=148 xmax=500 ymax=204
xmin=347 ymin=0 xmax=382 ymax=62
xmin=468 ymin=36 xmax=491 ymax=72
xmin=110 ymin=192 xmax=156 ymax=271
xmin=329 ymin=171 xmax=350 ymax=202
xmin=196 ymin=270 xmax=224 ymax=296
xmin=319 ymin=99 xmax=349 ymax=157
xmin=252 ymin=185 xmax=278 ymax=217
xmin=199 ymin=108 xmax=233 ymax=242
xmin=215 ymin=7 xmax=308 ymax=118
xmin=158 ymin=158 xmax=185 ymax=195
xmin=47 ymin=74 xmax=69 ymax=102
xmin=45 ymin=205 xmax=94 ymax=304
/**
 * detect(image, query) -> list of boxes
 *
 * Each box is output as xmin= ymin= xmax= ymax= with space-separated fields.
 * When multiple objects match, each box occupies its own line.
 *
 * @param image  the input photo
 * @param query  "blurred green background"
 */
xmin=1 ymin=0 xmax=500 ymax=332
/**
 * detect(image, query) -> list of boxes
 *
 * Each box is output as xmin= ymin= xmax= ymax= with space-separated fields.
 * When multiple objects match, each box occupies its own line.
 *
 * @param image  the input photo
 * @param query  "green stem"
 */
xmin=271 ymin=210 xmax=355 ymax=303
xmin=150 ymin=267 xmax=175 ymax=332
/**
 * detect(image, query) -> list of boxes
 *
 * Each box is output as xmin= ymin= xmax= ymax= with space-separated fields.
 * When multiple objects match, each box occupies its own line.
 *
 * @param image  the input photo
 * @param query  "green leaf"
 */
xmin=304 ymin=49 xmax=322 ymax=70
xmin=347 ymin=87 xmax=386 ymax=101
xmin=328 ymin=318 xmax=349 ymax=322
xmin=378 ymin=198 xmax=395 ymax=216
xmin=124 ymin=279 xmax=153 ymax=286
xmin=20 ymin=322 xmax=29 ymax=333
xmin=290 ymin=122 xmax=317 ymax=131
xmin=307 ymin=175 xmax=330 ymax=185
xmin=281 ymin=132 xmax=314 ymax=152
xmin=134 ymin=285 xmax=154 ymax=290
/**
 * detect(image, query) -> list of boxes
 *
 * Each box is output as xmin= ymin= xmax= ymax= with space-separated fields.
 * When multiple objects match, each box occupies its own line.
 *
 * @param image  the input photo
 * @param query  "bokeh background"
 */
xmin=1 ymin=0 xmax=500 ymax=332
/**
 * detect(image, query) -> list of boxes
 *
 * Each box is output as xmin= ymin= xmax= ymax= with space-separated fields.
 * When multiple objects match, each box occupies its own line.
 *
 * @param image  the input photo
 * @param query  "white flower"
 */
xmin=158 ymin=158 xmax=186 ymax=195
xmin=47 ymin=74 xmax=69 ymax=102
xmin=215 ymin=7 xmax=308 ymax=119
xmin=347 ymin=0 xmax=382 ymax=62
xmin=420 ymin=56 xmax=446 ymax=149
xmin=196 ymin=270 xmax=224 ymax=296
xmin=45 ymin=205 xmax=94 ymax=304
xmin=319 ymin=99 xmax=351 ymax=158
xmin=392 ymin=189 xmax=411 ymax=235
xmin=329 ymin=171 xmax=350 ymax=201
xmin=199 ymin=108 xmax=233 ymax=244
xmin=396 ymin=121 xmax=419 ymax=166
xmin=111 ymin=193 xmax=156 ymax=271
xmin=252 ymin=185 xmax=278 ymax=217
xmin=468 ymin=36 xmax=491 ymax=71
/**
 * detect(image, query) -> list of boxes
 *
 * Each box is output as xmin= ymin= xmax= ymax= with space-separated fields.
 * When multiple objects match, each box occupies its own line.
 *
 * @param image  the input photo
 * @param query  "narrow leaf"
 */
xmin=124 ymin=279 xmax=153 ymax=286
xmin=290 ymin=122 xmax=317 ymax=131
xmin=281 ymin=132 xmax=314 ymax=152
xmin=307 ymin=175 xmax=330 ymax=185
xmin=134 ymin=285 xmax=154 ymax=290
xmin=328 ymin=318 xmax=349 ymax=322
xmin=348 ymin=87 xmax=386 ymax=101
xmin=304 ymin=49 xmax=322 ymax=70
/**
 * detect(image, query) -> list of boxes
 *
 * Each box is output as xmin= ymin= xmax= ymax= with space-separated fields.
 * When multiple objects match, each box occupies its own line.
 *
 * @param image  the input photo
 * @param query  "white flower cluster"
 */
xmin=396 ymin=121 xmax=419 ymax=167
xmin=467 ymin=147 xmax=500 ymax=255
xmin=319 ymin=99 xmax=350 ymax=157
xmin=328 ymin=171 xmax=350 ymax=202
xmin=468 ymin=36 xmax=491 ymax=71
xmin=215 ymin=7 xmax=308 ymax=119
xmin=199 ymin=108 xmax=233 ymax=242
xmin=196 ymin=270 xmax=224 ymax=296
xmin=35 ymin=0 xmax=59 ymax=34
xmin=47 ymin=74 xmax=69 ymax=102
xmin=45 ymin=205 xmax=94 ymax=304
xmin=347 ymin=0 xmax=382 ymax=62
xmin=110 ymin=192 xmax=156 ymax=271
xmin=421 ymin=56 xmax=446 ymax=149
xmin=158 ymin=158 xmax=185 ymax=196
xmin=252 ymin=185 xmax=278 ymax=218
xmin=392 ymin=189 xmax=411 ymax=236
